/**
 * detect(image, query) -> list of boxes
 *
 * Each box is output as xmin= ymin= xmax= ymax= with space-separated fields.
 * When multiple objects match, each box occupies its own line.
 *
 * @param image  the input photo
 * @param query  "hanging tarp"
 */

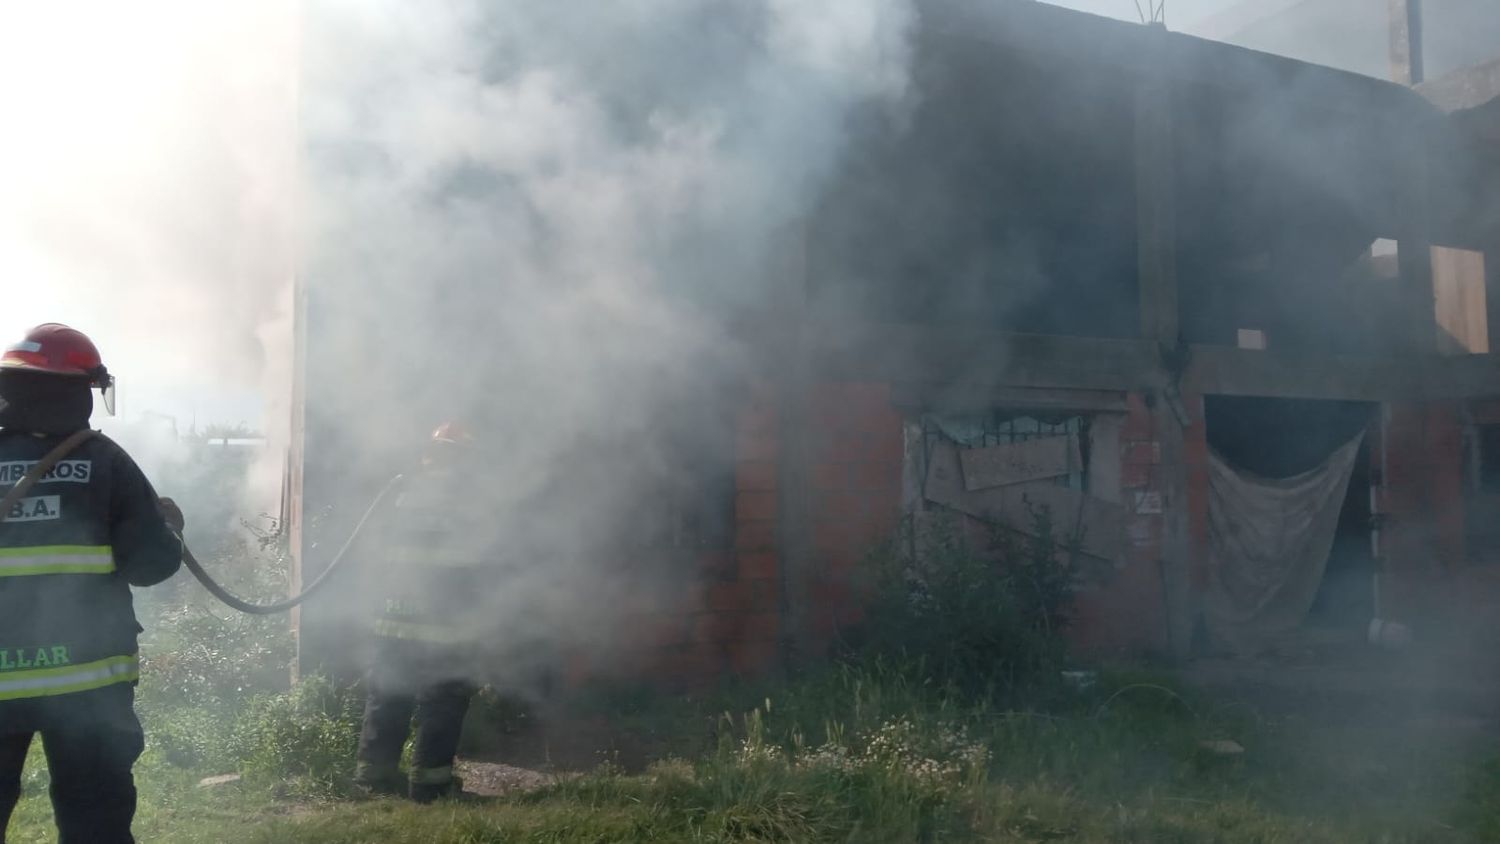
xmin=1205 ymin=432 xmax=1365 ymax=654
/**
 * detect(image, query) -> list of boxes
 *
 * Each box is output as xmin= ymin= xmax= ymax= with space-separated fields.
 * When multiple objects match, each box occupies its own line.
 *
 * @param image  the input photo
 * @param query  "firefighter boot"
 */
xmin=352 ymin=763 xmax=406 ymax=799
xmin=408 ymin=770 xmax=465 ymax=804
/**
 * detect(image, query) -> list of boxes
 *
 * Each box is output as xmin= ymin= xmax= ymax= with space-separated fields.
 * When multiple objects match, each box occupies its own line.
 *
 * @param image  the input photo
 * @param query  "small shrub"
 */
xmin=141 ymin=701 xmax=241 ymax=771
xmin=856 ymin=508 xmax=1078 ymax=696
xmin=133 ymin=516 xmax=303 ymax=775
xmin=231 ymin=675 xmax=364 ymax=798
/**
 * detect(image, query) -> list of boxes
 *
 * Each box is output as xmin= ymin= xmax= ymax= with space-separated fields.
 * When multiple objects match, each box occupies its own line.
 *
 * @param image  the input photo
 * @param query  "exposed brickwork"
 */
xmin=736 ymin=460 xmax=777 ymax=492
xmin=1069 ymin=390 xmax=1174 ymax=656
xmin=802 ymin=382 xmax=905 ymax=654
xmin=1070 ymin=559 xmax=1168 ymax=656
xmin=635 ymin=380 xmax=786 ymax=690
xmin=737 ymin=551 xmax=778 ymax=581
xmin=1381 ymin=401 xmax=1466 ymax=623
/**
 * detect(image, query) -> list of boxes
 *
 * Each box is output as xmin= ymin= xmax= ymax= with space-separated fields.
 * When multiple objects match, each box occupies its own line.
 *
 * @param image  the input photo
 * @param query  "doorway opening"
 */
xmin=1203 ymin=396 xmax=1376 ymax=650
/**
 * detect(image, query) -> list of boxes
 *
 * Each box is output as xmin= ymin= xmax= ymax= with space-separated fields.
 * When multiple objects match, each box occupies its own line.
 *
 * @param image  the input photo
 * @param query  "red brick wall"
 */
xmin=805 ymin=382 xmax=905 ymax=652
xmin=1380 ymin=400 xmax=1466 ymax=622
xmin=637 ymin=385 xmax=1474 ymax=685
xmin=1182 ymin=391 xmax=1211 ymax=599
xmin=634 ymin=381 xmax=1204 ymax=687
xmin=796 ymin=383 xmax=1179 ymax=660
xmin=1069 ymin=391 xmax=1176 ymax=656
xmin=623 ymin=379 xmax=783 ymax=690
xmin=1368 ymin=400 xmax=1500 ymax=665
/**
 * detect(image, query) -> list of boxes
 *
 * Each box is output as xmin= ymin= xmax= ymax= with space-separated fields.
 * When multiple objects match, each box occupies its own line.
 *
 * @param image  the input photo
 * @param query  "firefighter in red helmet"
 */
xmin=354 ymin=421 xmax=494 ymax=802
xmin=0 ymin=324 xmax=185 ymax=844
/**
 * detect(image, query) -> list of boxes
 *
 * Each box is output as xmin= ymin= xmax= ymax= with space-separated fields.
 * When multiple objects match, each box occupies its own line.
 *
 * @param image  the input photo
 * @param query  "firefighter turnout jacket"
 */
xmin=0 ymin=430 xmax=181 ymax=703
xmin=370 ymin=467 xmax=495 ymax=654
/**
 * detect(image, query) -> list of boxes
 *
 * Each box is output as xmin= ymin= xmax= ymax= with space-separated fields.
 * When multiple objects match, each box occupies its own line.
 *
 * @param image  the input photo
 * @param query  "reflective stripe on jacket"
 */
xmin=0 ymin=544 xmax=115 ymax=576
xmin=0 ymin=654 xmax=139 ymax=701
xmin=370 ymin=469 xmax=493 ymax=648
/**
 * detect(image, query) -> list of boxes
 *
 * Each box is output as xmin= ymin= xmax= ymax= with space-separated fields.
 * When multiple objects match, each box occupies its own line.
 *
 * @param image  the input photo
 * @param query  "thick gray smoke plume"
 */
xmin=300 ymin=0 xmax=912 ymax=686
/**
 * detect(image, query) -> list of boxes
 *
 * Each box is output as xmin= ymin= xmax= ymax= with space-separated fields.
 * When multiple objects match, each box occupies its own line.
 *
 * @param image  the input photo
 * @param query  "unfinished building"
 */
xmin=288 ymin=0 xmax=1500 ymax=687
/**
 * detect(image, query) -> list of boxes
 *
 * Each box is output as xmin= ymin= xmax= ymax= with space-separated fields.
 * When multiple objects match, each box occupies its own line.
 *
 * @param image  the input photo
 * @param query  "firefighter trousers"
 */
xmin=356 ymin=668 xmax=474 ymax=802
xmin=0 ymin=683 xmax=144 ymax=844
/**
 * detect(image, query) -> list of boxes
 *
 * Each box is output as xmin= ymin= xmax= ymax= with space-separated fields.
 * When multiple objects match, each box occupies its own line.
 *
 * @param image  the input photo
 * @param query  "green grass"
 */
xmin=5 ymin=666 xmax=1494 ymax=843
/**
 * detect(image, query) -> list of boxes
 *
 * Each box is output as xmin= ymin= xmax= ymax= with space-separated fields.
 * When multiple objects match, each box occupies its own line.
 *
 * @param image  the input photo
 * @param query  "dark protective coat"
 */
xmin=0 ymin=430 xmax=181 ymax=706
xmin=368 ymin=465 xmax=497 ymax=660
xmin=0 ymin=371 xmax=181 ymax=843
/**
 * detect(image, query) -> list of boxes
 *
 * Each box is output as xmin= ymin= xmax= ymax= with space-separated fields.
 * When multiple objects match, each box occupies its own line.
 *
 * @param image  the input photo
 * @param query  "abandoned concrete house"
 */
xmin=287 ymin=0 xmax=1500 ymax=687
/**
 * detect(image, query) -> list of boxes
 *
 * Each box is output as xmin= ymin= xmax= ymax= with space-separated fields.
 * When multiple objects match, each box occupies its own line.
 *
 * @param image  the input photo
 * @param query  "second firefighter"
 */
xmin=353 ymin=422 xmax=496 ymax=802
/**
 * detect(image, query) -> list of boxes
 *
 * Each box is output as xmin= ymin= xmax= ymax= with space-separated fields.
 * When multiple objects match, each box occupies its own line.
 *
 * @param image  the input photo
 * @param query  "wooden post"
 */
xmin=1389 ymin=0 xmax=1425 ymax=87
xmin=288 ymin=276 xmax=309 ymax=681
xmin=1135 ymin=26 xmax=1193 ymax=660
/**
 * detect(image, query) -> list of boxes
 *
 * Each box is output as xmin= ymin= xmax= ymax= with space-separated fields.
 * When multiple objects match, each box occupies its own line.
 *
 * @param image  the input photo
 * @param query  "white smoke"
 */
xmin=300 ymin=0 xmax=913 ymax=683
xmin=0 ymin=0 xmax=913 ymax=684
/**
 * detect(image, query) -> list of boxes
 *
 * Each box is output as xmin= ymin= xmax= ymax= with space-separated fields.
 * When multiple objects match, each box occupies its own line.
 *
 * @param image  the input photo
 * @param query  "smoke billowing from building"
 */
xmin=298 ymin=0 xmax=913 ymax=687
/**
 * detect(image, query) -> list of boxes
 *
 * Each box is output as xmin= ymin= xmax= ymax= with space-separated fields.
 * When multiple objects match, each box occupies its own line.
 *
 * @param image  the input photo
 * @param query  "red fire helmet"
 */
xmin=430 ymin=421 xmax=473 ymax=446
xmin=1 ymin=323 xmax=117 ymax=414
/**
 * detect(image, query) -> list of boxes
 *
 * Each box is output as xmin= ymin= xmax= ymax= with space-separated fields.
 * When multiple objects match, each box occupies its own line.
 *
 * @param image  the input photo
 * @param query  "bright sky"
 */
xmin=0 ymin=2 xmax=295 ymax=435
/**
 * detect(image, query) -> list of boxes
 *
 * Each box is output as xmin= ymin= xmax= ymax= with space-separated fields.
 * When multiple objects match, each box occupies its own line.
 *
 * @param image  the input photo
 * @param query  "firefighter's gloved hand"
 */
xmin=157 ymin=496 xmax=186 ymax=534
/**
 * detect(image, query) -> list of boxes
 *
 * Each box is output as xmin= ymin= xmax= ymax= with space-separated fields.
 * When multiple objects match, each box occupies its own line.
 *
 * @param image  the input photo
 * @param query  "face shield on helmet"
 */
xmin=1 ymin=324 xmax=116 ymax=416
xmin=98 ymin=371 xmax=116 ymax=416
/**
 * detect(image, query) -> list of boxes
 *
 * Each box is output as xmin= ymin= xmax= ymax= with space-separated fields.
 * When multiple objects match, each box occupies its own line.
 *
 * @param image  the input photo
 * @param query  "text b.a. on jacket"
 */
xmin=0 ymin=430 xmax=181 ymax=705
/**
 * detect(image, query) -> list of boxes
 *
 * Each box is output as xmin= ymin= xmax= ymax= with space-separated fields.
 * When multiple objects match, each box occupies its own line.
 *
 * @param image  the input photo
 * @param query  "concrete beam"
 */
xmin=803 ymin=321 xmax=1500 ymax=403
xmin=889 ymin=382 xmax=1128 ymax=415
xmin=804 ymin=322 xmax=1160 ymax=392
xmin=1187 ymin=346 xmax=1413 ymax=401
xmin=1182 ymin=346 xmax=1500 ymax=401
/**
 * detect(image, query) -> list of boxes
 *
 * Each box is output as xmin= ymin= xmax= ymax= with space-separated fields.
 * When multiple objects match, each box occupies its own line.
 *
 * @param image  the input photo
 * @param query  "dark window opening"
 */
xmin=1475 ymin=424 xmax=1500 ymax=495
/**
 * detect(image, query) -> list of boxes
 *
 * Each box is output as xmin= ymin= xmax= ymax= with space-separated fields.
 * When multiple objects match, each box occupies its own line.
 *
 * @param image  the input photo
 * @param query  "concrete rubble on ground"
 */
xmin=456 ymin=760 xmax=559 ymax=796
xmin=196 ymin=774 xmax=243 ymax=788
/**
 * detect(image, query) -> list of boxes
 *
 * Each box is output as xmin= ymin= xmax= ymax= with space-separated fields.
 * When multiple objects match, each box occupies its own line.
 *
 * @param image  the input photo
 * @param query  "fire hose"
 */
xmin=179 ymin=473 xmax=404 ymax=615
xmin=1 ymin=428 xmax=403 ymax=615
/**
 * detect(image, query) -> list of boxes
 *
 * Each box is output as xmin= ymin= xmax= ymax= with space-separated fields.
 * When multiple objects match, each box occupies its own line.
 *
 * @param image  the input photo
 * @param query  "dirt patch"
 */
xmin=456 ymin=760 xmax=560 ymax=797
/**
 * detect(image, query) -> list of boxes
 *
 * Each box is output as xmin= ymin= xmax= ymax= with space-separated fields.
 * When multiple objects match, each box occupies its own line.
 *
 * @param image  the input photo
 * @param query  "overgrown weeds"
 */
xmin=520 ymin=696 xmax=993 ymax=842
xmin=132 ymin=515 xmax=359 ymax=797
xmin=853 ymin=507 xmax=1078 ymax=697
xmin=231 ymin=675 xmax=365 ymax=797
